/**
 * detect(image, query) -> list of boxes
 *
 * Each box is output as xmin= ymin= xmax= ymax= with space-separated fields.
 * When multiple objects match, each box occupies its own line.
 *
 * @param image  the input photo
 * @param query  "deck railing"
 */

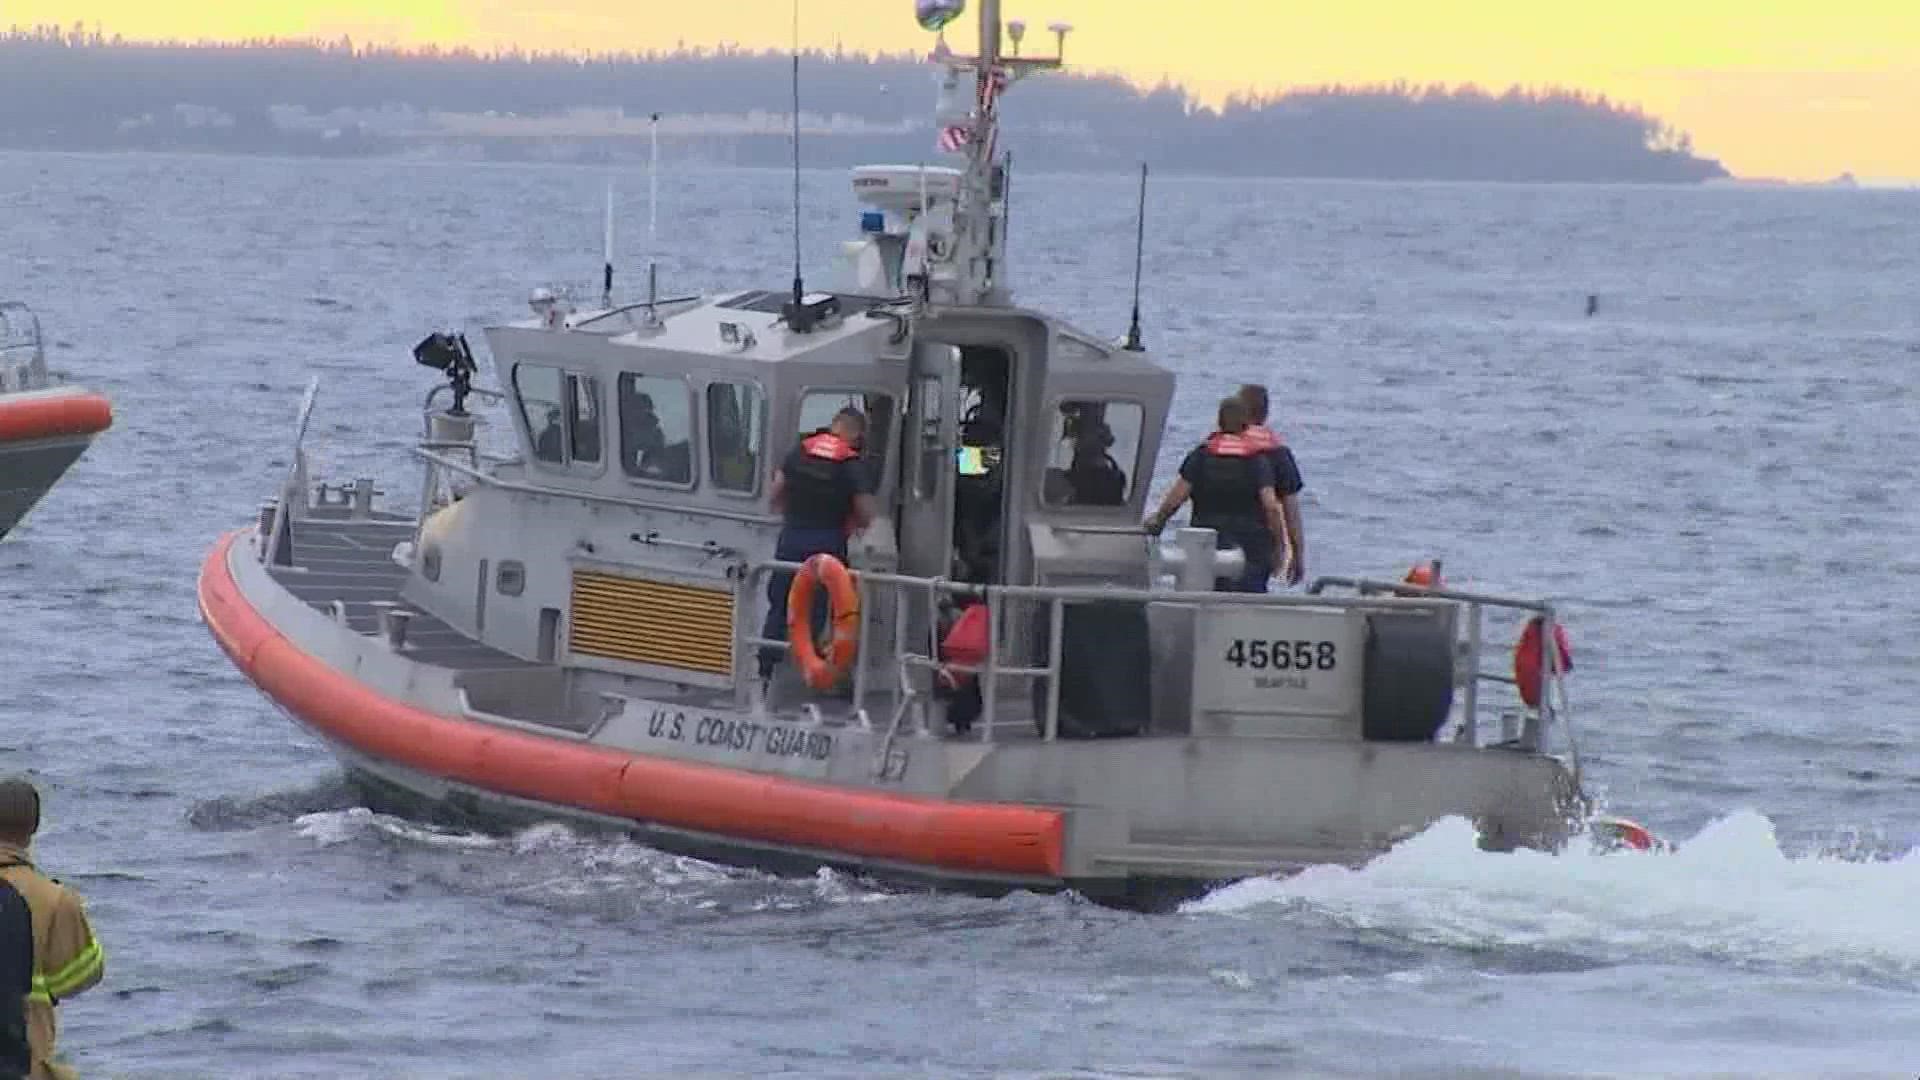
xmin=0 ymin=301 xmax=48 ymax=392
xmin=738 ymin=554 xmax=1578 ymax=778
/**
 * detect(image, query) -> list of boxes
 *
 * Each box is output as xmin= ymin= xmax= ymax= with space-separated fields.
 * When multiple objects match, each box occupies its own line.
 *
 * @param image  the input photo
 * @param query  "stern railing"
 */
xmin=1309 ymin=574 xmax=1579 ymax=783
xmin=0 ymin=301 xmax=49 ymax=393
xmin=737 ymin=557 xmax=1575 ymax=770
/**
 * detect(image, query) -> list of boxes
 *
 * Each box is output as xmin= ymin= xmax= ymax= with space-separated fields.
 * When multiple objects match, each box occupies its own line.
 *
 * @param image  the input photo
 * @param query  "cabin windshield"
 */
xmin=515 ymin=363 xmax=603 ymax=469
xmin=1042 ymin=399 xmax=1142 ymax=508
xmin=707 ymin=381 xmax=766 ymax=494
xmin=619 ymin=372 xmax=695 ymax=487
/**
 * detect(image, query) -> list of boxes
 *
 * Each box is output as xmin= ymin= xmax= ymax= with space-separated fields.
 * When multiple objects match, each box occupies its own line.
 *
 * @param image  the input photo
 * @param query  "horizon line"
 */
xmin=0 ymin=23 xmax=1688 ymax=117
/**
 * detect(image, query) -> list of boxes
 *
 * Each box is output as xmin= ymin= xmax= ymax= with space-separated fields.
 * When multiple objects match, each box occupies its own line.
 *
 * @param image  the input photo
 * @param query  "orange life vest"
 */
xmin=1203 ymin=432 xmax=1259 ymax=458
xmin=802 ymin=431 xmax=857 ymax=462
xmin=1245 ymin=424 xmax=1286 ymax=450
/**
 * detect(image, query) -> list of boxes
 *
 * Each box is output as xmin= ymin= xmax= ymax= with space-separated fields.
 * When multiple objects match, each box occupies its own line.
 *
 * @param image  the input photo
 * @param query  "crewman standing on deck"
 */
xmin=759 ymin=407 xmax=877 ymax=683
xmin=1236 ymin=383 xmax=1307 ymax=586
xmin=1143 ymin=396 xmax=1291 ymax=592
xmin=0 ymin=777 xmax=104 ymax=1080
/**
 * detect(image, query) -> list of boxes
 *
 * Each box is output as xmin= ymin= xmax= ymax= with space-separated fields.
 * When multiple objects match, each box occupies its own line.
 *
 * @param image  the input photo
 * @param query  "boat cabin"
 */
xmin=398 ymin=164 xmax=1173 ymax=714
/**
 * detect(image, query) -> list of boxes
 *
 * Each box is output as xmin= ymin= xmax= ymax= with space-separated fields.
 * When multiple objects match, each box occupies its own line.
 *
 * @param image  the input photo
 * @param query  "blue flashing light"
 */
xmin=860 ymin=211 xmax=886 ymax=233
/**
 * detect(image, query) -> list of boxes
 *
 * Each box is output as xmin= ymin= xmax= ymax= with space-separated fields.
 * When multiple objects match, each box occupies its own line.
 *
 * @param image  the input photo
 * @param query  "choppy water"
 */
xmin=4 ymin=150 xmax=1920 ymax=1078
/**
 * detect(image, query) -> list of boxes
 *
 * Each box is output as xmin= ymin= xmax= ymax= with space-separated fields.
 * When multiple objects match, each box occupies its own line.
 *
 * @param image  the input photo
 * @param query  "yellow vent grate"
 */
xmin=569 ymin=571 xmax=735 ymax=676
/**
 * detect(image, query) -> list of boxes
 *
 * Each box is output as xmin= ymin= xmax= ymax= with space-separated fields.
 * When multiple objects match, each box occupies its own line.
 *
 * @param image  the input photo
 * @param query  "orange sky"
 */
xmin=12 ymin=0 xmax=1920 ymax=180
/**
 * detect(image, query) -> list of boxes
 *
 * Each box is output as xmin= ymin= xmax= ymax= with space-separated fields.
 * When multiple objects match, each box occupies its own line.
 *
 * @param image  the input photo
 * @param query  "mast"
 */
xmin=923 ymin=0 xmax=1065 ymax=309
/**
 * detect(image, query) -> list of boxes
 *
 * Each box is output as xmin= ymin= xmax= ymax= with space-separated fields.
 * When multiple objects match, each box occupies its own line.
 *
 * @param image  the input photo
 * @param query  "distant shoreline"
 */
xmin=2 ymin=32 xmax=1732 ymax=185
xmin=15 ymin=145 xmax=1889 ymax=191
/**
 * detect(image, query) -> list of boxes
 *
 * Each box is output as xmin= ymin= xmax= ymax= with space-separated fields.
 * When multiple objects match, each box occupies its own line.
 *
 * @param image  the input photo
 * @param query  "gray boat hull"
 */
xmin=202 ymin=519 xmax=1583 ymax=911
xmin=0 ymin=436 xmax=92 ymax=539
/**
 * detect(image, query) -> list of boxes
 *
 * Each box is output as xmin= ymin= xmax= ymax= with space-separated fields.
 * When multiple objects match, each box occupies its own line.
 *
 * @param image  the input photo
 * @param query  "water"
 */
xmin=4 ymin=150 xmax=1920 ymax=1078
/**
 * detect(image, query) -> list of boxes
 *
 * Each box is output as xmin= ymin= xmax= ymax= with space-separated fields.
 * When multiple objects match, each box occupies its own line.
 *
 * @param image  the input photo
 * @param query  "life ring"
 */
xmin=787 ymin=554 xmax=862 ymax=691
xmin=1591 ymin=815 xmax=1661 ymax=852
xmin=1513 ymin=615 xmax=1573 ymax=709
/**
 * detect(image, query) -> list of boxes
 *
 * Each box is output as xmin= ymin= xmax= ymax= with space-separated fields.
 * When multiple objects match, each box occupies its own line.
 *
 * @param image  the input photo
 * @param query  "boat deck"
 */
xmin=270 ymin=514 xmax=537 ymax=672
xmin=266 ymin=514 xmax=1053 ymax=742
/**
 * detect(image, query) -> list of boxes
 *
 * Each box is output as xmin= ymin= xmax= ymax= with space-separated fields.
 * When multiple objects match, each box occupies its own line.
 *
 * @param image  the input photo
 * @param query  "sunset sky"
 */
xmin=9 ymin=0 xmax=1918 ymax=180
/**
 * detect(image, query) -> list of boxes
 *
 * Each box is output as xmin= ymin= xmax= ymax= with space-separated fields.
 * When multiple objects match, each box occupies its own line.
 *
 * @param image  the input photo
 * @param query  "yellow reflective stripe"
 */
xmin=41 ymin=939 xmax=102 ymax=998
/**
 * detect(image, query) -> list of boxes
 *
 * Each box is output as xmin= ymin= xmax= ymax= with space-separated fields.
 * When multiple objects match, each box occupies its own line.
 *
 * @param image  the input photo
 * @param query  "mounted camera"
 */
xmin=413 ymin=331 xmax=477 ymax=416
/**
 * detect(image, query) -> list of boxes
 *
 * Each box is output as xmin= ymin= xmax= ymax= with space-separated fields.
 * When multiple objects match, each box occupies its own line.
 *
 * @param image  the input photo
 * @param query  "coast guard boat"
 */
xmin=198 ymin=0 xmax=1589 ymax=907
xmin=0 ymin=302 xmax=112 ymax=540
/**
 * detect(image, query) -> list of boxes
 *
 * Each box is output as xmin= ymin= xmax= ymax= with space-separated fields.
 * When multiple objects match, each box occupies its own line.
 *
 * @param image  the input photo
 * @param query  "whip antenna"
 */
xmin=789 ymin=0 xmax=804 ymax=312
xmin=1122 ymin=161 xmax=1149 ymax=351
xmin=780 ymin=1 xmax=831 ymax=331
xmin=602 ymin=179 xmax=615 ymax=307
xmin=649 ymin=112 xmax=660 ymax=251
xmin=647 ymin=112 xmax=661 ymax=318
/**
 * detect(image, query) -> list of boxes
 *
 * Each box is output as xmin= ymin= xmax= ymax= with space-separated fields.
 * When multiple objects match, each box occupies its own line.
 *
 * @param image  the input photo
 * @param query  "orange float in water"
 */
xmin=1514 ymin=615 xmax=1573 ymax=709
xmin=1591 ymin=815 xmax=1659 ymax=852
xmin=1402 ymin=562 xmax=1440 ymax=589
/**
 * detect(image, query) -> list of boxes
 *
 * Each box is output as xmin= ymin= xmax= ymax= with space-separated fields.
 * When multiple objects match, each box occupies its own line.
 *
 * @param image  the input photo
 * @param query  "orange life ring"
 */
xmin=1591 ymin=816 xmax=1657 ymax=852
xmin=1513 ymin=615 xmax=1573 ymax=709
xmin=787 ymin=554 xmax=861 ymax=691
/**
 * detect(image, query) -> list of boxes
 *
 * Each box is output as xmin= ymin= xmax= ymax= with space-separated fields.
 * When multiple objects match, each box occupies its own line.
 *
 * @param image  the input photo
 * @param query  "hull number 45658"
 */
xmin=1224 ymin=639 xmax=1337 ymax=671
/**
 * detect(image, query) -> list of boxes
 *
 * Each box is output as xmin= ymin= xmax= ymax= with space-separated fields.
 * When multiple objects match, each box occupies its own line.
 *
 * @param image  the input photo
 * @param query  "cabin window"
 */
xmin=515 ymin=363 xmax=601 ymax=469
xmin=796 ymin=390 xmax=895 ymax=491
xmin=618 ymin=373 xmax=695 ymax=487
xmin=1042 ymin=399 xmax=1144 ymax=508
xmin=706 ymin=381 xmax=765 ymax=495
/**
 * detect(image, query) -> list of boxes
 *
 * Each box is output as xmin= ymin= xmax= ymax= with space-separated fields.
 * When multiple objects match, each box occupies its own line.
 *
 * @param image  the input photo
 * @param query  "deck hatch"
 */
xmin=568 ymin=570 xmax=735 ymax=676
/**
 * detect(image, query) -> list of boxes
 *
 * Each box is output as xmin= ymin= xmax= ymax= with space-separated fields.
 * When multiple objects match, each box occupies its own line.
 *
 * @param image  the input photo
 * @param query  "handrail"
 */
xmin=1308 ymin=575 xmax=1555 ymax=615
xmin=0 ymin=301 xmax=49 ymax=391
xmin=568 ymin=295 xmax=704 ymax=330
xmin=739 ymin=558 xmax=1575 ymax=756
xmin=419 ymin=382 xmax=504 ymax=428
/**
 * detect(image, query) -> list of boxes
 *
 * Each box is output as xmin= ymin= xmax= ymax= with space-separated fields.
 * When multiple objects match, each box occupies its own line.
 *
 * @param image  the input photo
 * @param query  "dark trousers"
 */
xmin=938 ymin=677 xmax=984 ymax=733
xmin=760 ymin=526 xmax=848 ymax=677
xmin=1215 ymin=530 xmax=1273 ymax=593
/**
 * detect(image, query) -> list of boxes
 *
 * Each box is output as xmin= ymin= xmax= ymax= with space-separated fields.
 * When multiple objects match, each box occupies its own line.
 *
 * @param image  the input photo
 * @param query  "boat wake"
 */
xmin=1184 ymin=811 xmax=1920 ymax=981
xmin=185 ymin=775 xmax=361 ymax=831
xmin=290 ymin=807 xmax=897 ymax=918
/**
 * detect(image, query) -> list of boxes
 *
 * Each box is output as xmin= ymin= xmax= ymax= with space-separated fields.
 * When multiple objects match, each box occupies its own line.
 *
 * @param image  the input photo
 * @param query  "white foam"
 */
xmin=291 ymin=808 xmax=896 ymax=907
xmin=1184 ymin=811 xmax=1920 ymax=977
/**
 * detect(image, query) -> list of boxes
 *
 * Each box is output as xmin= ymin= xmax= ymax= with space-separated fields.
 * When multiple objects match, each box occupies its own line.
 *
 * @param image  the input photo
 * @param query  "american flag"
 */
xmin=977 ymin=66 xmax=1008 ymax=112
xmin=933 ymin=67 xmax=1009 ymax=155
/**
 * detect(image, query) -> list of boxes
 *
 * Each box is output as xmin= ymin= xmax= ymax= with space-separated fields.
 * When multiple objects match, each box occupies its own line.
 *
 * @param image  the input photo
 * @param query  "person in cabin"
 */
xmin=624 ymin=393 xmax=667 ymax=474
xmin=1236 ymin=383 xmax=1307 ymax=586
xmin=759 ymin=407 xmax=877 ymax=682
xmin=1065 ymin=422 xmax=1127 ymax=506
xmin=532 ymin=405 xmax=565 ymax=463
xmin=1142 ymin=396 xmax=1290 ymax=592
xmin=0 ymin=776 xmax=104 ymax=1080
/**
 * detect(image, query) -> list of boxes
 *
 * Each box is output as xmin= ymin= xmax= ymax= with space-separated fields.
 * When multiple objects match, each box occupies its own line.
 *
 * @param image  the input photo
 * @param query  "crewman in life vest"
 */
xmin=1142 ymin=396 xmax=1291 ymax=592
xmin=759 ymin=407 xmax=877 ymax=682
xmin=0 ymin=777 xmax=104 ymax=1080
xmin=1236 ymin=383 xmax=1306 ymax=586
